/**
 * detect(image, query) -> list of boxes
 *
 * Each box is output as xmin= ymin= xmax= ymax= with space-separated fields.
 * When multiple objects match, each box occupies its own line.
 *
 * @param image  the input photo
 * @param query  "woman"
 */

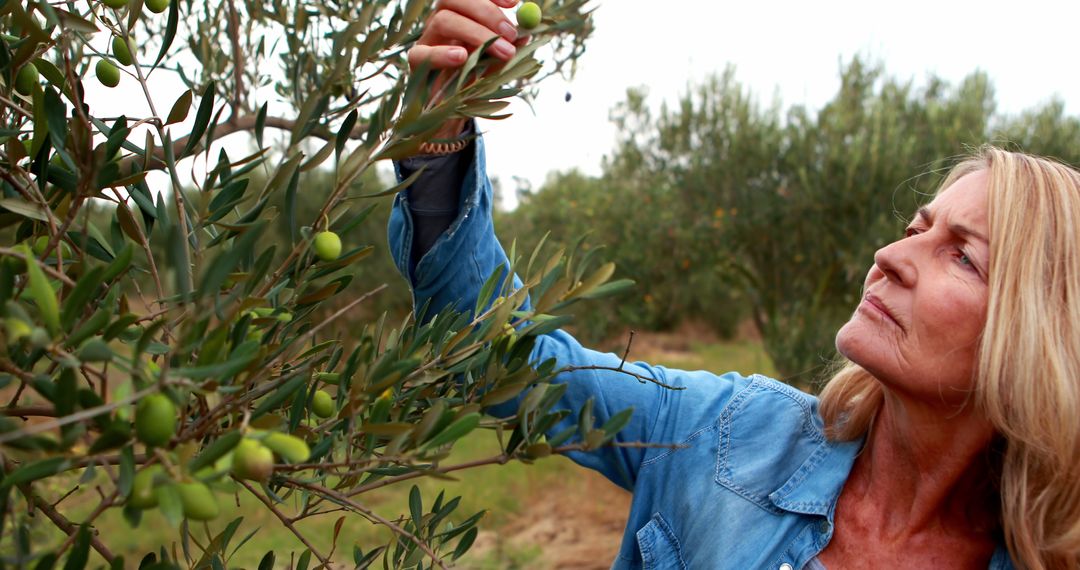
xmin=388 ymin=2 xmax=1080 ymax=568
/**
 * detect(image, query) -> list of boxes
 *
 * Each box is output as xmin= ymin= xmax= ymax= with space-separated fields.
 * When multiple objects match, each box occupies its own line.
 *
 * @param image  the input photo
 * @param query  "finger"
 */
xmin=436 ymin=0 xmax=518 ymax=43
xmin=427 ymin=9 xmax=517 ymax=61
xmin=408 ymin=44 xmax=468 ymax=70
xmin=482 ymin=35 xmax=531 ymax=76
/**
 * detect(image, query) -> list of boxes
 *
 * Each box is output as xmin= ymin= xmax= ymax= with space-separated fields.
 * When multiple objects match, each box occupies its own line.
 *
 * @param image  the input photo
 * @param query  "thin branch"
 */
xmin=2 ymin=406 xmax=56 ymax=417
xmin=618 ymin=330 xmax=635 ymax=369
xmin=225 ymin=0 xmax=245 ymax=113
xmin=0 ymin=385 xmax=160 ymax=445
xmin=283 ymin=479 xmax=448 ymax=570
xmin=4 ymin=457 xmax=116 ymax=564
xmin=116 ymin=114 xmax=370 ymax=174
xmin=0 ymin=93 xmax=34 ymax=118
xmin=347 ymin=453 xmax=510 ymax=498
xmin=236 ymin=479 xmax=333 ymax=569
xmin=179 ymin=284 xmax=386 ymax=439
xmin=560 ymin=364 xmax=685 ymax=390
xmin=0 ymin=247 xmax=77 ymax=287
xmin=53 ymin=489 xmax=120 ymax=559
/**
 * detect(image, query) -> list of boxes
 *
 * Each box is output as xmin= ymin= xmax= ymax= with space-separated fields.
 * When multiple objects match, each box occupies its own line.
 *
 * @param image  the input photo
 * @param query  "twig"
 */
xmin=116 ymin=114 xmax=371 ymax=174
xmin=0 ymin=247 xmax=77 ymax=287
xmin=51 ymin=485 xmax=80 ymax=508
xmin=284 ymin=479 xmax=448 ymax=570
xmin=618 ymin=330 xmax=635 ymax=369
xmin=236 ymin=479 xmax=333 ymax=569
xmin=53 ymin=489 xmax=120 ymax=559
xmin=0 ymin=385 xmax=160 ymax=445
xmin=179 ymin=284 xmax=387 ymax=438
xmin=560 ymin=364 xmax=685 ymax=390
xmin=0 ymin=93 xmax=33 ymax=118
xmin=347 ymin=453 xmax=510 ymax=498
xmin=2 ymin=406 xmax=56 ymax=417
xmin=225 ymin=0 xmax=245 ymax=113
xmin=4 ymin=457 xmax=116 ymax=563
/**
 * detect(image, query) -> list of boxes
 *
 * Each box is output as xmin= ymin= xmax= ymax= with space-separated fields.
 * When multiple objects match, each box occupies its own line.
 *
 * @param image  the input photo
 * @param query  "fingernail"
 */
xmin=492 ymin=38 xmax=516 ymax=59
xmin=498 ymin=21 xmax=518 ymax=42
xmin=449 ymin=47 xmax=467 ymax=63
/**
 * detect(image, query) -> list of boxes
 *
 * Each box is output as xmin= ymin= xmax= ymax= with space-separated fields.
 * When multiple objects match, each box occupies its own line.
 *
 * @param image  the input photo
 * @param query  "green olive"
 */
xmin=314 ymin=371 xmax=340 ymax=384
xmin=231 ymin=438 xmax=274 ymax=482
xmin=129 ymin=465 xmax=164 ymax=509
xmin=14 ymin=63 xmax=39 ymax=96
xmin=4 ymin=318 xmax=31 ymax=343
xmin=516 ymin=2 xmax=542 ymax=30
xmin=134 ymin=393 xmax=176 ymax=447
xmin=95 ymin=60 xmax=120 ymax=88
xmin=103 ymin=0 xmax=129 ymax=8
xmin=32 ymin=236 xmax=73 ymax=259
xmin=262 ymin=432 xmax=311 ymax=463
xmin=311 ymin=389 xmax=334 ymax=419
xmin=312 ymin=231 xmax=342 ymax=262
xmin=248 ymin=307 xmax=275 ymax=318
xmin=144 ymin=0 xmax=170 ymax=13
xmin=112 ymin=35 xmax=134 ymax=66
xmin=177 ymin=481 xmax=219 ymax=521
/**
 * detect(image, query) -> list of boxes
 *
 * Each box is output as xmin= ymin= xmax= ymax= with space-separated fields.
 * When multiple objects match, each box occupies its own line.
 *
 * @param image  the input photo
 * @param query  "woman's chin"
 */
xmin=834 ymin=317 xmax=877 ymax=368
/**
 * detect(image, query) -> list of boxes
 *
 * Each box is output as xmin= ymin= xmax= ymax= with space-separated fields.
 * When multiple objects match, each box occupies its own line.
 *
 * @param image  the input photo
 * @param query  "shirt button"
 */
xmin=779 ymin=564 xmax=793 ymax=570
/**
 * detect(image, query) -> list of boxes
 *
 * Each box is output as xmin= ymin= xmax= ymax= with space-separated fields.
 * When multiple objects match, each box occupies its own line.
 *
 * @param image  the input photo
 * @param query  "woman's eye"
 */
xmin=957 ymin=249 xmax=975 ymax=269
xmin=904 ymin=227 xmax=920 ymax=238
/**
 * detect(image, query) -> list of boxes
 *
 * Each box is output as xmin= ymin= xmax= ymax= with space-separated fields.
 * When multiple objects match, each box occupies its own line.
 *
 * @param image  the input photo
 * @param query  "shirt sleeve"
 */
xmin=396 ymin=120 xmax=476 ymax=273
xmin=388 ymin=128 xmax=751 ymax=491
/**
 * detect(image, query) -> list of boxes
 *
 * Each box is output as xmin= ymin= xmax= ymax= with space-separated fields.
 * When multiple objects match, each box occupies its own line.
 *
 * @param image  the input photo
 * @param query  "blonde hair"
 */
xmin=819 ymin=146 xmax=1080 ymax=569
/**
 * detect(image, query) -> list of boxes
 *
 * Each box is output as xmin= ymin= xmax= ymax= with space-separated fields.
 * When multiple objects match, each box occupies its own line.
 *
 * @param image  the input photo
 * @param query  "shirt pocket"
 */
xmin=636 ymin=512 xmax=688 ymax=570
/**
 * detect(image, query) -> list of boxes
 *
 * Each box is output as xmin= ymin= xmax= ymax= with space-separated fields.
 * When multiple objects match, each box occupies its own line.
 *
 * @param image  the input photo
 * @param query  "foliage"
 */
xmin=501 ymin=57 xmax=1080 ymax=383
xmin=0 ymin=0 xmax=612 ymax=567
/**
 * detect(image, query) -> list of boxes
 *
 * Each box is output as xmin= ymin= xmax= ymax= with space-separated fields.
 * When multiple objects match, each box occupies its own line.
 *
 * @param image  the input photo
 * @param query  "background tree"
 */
xmin=0 ymin=0 xmax=636 ymax=568
xmin=501 ymin=57 xmax=1080 ymax=384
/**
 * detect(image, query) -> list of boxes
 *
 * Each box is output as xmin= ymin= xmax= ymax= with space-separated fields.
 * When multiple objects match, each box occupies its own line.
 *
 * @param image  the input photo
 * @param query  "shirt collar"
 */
xmin=767 ymin=437 xmax=862 ymax=517
xmin=766 ymin=436 xmax=1017 ymax=569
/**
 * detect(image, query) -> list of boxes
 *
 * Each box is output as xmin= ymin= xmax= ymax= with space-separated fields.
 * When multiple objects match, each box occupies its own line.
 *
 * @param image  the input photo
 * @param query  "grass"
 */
xmin=10 ymin=336 xmax=775 ymax=568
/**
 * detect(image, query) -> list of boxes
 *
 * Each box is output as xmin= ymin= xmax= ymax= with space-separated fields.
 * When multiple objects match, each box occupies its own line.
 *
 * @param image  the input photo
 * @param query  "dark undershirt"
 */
xmin=397 ymin=121 xmax=473 ymax=269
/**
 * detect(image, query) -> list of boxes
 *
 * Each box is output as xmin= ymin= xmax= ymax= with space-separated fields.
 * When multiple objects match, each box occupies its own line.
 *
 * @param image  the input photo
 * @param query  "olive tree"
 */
xmin=0 ymin=0 xmax=625 ymax=567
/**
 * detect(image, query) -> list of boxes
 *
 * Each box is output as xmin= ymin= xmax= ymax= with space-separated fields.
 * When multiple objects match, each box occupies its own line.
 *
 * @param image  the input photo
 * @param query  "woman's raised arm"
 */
xmin=388 ymin=0 xmax=754 ymax=491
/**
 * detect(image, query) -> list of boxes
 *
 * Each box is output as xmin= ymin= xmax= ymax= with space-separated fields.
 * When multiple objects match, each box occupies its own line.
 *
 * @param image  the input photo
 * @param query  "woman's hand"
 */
xmin=406 ymin=0 xmax=526 ymax=139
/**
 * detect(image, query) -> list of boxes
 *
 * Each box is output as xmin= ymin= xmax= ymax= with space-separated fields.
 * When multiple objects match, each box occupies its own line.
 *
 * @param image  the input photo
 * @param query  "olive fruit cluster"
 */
xmin=94 ymin=0 xmax=172 ymax=88
xmin=127 ymin=389 xmax=314 ymax=521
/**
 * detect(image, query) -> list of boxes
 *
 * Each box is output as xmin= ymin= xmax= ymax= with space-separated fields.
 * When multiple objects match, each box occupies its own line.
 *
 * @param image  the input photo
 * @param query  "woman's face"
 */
xmin=835 ymin=170 xmax=990 ymax=403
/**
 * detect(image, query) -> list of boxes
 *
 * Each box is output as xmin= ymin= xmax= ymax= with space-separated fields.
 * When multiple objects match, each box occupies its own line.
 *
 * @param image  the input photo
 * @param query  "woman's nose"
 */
xmin=873 ymin=238 xmax=917 ymax=286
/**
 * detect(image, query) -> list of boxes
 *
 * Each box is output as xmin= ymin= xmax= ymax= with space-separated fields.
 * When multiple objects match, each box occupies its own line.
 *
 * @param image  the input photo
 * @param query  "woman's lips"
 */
xmin=862 ymin=294 xmax=903 ymax=330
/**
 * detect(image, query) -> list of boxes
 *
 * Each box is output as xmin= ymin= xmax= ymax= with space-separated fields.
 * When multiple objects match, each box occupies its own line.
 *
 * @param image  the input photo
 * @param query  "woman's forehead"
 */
xmin=924 ymin=170 xmax=990 ymax=233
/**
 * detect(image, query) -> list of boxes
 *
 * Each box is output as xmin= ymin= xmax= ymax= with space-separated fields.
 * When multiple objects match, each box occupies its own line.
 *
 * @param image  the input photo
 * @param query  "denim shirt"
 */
xmin=388 ymin=133 xmax=1018 ymax=570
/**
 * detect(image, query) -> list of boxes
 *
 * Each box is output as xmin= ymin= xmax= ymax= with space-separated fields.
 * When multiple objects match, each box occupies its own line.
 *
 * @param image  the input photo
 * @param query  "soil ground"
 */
xmin=469 ymin=469 xmax=631 ymax=569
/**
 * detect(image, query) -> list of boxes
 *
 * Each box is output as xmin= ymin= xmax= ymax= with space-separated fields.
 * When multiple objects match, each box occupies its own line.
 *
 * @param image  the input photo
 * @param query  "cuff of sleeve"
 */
xmin=389 ymin=120 xmax=489 ymax=287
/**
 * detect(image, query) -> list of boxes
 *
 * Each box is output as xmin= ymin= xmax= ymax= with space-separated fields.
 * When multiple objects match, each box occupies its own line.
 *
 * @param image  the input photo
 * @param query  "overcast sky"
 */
xmin=480 ymin=0 xmax=1080 ymax=205
xmin=80 ymin=0 xmax=1080 ymax=208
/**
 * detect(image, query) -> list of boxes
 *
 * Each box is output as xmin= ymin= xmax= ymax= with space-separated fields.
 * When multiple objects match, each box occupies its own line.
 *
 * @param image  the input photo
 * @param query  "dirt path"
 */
xmin=470 ymin=469 xmax=631 ymax=569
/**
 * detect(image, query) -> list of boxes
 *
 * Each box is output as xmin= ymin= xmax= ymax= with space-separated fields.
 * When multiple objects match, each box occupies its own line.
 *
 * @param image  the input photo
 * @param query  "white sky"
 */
xmin=481 ymin=0 xmax=1080 ymax=205
xmin=77 ymin=0 xmax=1080 ymax=207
